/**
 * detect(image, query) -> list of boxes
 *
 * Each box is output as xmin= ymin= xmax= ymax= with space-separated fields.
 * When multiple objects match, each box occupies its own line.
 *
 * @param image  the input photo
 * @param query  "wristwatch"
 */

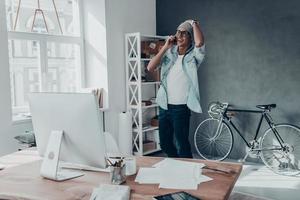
xmin=192 ymin=20 xmax=198 ymax=26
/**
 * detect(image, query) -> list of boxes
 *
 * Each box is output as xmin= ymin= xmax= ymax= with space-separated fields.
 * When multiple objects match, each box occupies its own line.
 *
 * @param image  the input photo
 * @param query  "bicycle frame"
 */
xmin=221 ymin=107 xmax=285 ymax=149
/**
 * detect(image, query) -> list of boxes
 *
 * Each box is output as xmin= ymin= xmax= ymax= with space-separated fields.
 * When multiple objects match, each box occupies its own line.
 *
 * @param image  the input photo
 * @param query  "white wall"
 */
xmin=105 ymin=0 xmax=156 ymax=139
xmin=82 ymin=0 xmax=109 ymax=108
xmin=0 ymin=0 xmax=156 ymax=155
xmin=0 ymin=1 xmax=32 ymax=156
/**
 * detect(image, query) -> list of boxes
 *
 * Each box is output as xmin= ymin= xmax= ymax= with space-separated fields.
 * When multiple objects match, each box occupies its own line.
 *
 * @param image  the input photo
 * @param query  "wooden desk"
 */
xmin=0 ymin=149 xmax=242 ymax=200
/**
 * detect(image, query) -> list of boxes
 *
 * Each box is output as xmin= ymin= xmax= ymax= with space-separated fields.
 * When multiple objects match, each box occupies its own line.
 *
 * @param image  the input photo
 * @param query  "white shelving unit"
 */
xmin=125 ymin=32 xmax=166 ymax=156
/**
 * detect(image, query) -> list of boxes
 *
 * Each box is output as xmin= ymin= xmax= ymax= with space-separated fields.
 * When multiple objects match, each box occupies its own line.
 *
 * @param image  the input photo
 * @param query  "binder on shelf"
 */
xmin=80 ymin=88 xmax=104 ymax=109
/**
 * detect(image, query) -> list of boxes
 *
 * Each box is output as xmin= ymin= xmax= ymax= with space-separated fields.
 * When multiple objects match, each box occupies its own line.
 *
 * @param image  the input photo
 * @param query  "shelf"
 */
xmin=142 ymin=103 xmax=158 ymax=109
xmin=142 ymin=147 xmax=162 ymax=155
xmin=128 ymin=57 xmax=138 ymax=61
xmin=126 ymin=33 xmax=163 ymax=157
xmin=129 ymin=81 xmax=160 ymax=85
xmin=133 ymin=125 xmax=158 ymax=133
xmin=141 ymin=58 xmax=151 ymax=61
xmin=141 ymin=34 xmax=167 ymax=41
xmin=128 ymin=58 xmax=153 ymax=62
xmin=133 ymin=147 xmax=161 ymax=156
xmin=128 ymin=81 xmax=139 ymax=85
xmin=142 ymin=81 xmax=160 ymax=85
xmin=130 ymin=103 xmax=158 ymax=109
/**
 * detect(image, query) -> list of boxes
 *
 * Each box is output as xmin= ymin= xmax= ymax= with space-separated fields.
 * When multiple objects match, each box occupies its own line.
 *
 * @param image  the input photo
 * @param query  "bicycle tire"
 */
xmin=260 ymin=124 xmax=300 ymax=176
xmin=194 ymin=118 xmax=233 ymax=161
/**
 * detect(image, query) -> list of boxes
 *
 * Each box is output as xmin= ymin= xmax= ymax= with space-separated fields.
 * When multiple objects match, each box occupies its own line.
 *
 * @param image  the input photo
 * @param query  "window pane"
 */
xmin=46 ymin=42 xmax=81 ymax=92
xmin=5 ymin=0 xmax=80 ymax=36
xmin=8 ymin=39 xmax=41 ymax=112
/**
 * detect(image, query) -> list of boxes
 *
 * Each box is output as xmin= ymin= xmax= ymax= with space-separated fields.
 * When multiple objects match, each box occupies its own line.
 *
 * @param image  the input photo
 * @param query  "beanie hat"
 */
xmin=177 ymin=20 xmax=194 ymax=41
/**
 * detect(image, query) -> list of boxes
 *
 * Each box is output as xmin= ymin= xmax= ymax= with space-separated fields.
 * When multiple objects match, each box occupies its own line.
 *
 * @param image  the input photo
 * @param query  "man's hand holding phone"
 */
xmin=163 ymin=35 xmax=176 ymax=50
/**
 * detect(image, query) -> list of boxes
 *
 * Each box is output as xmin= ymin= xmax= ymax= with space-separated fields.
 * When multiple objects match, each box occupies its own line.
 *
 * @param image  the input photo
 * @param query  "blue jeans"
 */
xmin=159 ymin=104 xmax=192 ymax=158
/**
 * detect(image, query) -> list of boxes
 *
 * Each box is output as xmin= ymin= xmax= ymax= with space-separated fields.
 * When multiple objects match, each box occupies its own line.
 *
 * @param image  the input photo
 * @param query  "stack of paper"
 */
xmin=89 ymin=184 xmax=130 ymax=200
xmin=135 ymin=158 xmax=213 ymax=190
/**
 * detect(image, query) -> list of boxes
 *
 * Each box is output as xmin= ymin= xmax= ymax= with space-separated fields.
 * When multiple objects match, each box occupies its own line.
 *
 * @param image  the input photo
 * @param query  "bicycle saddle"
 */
xmin=256 ymin=104 xmax=276 ymax=110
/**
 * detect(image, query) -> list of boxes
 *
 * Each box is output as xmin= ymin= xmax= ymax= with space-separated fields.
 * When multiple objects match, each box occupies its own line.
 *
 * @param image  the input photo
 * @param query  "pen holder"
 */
xmin=109 ymin=164 xmax=126 ymax=185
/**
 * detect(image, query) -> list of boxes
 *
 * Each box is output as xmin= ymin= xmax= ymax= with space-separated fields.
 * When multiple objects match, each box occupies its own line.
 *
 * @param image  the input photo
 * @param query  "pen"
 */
xmin=203 ymin=166 xmax=235 ymax=174
xmin=106 ymin=158 xmax=114 ymax=166
xmin=107 ymin=158 xmax=124 ymax=167
xmin=109 ymin=156 xmax=124 ymax=159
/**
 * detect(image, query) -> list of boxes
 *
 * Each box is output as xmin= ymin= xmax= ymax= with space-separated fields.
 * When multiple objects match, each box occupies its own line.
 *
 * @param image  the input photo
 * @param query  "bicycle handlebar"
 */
xmin=208 ymin=102 xmax=229 ymax=118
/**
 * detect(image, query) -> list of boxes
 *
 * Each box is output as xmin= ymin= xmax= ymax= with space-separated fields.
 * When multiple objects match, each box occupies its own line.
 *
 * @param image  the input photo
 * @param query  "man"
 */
xmin=147 ymin=19 xmax=205 ymax=158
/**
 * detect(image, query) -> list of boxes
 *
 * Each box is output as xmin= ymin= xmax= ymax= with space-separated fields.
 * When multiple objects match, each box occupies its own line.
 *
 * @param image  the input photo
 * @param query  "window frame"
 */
xmin=6 ymin=0 xmax=86 ymax=122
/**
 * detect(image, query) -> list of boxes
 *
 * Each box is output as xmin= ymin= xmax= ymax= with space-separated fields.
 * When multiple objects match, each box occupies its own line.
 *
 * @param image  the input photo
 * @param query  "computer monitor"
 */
xmin=29 ymin=92 xmax=107 ymax=181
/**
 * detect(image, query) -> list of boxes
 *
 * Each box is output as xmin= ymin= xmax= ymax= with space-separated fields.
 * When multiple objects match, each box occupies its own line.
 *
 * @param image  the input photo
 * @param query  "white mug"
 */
xmin=124 ymin=157 xmax=136 ymax=176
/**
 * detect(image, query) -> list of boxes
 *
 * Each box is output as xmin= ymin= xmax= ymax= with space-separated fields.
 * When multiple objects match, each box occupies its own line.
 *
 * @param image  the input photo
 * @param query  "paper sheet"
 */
xmin=159 ymin=177 xmax=199 ymax=190
xmin=135 ymin=158 xmax=213 ymax=190
xmin=153 ymin=158 xmax=205 ymax=169
xmin=135 ymin=167 xmax=162 ymax=184
xmin=157 ymin=159 xmax=211 ymax=189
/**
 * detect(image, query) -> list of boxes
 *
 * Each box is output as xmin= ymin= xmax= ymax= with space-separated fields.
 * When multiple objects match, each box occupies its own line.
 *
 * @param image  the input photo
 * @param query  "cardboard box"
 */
xmin=150 ymin=116 xmax=159 ymax=127
xmin=141 ymin=41 xmax=165 ymax=58
xmin=143 ymin=140 xmax=156 ymax=152
xmin=146 ymin=69 xmax=160 ymax=82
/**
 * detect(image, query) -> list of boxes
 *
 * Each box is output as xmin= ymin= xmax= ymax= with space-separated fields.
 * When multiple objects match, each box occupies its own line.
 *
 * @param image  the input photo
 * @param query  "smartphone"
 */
xmin=173 ymin=36 xmax=177 ymax=45
xmin=153 ymin=191 xmax=201 ymax=200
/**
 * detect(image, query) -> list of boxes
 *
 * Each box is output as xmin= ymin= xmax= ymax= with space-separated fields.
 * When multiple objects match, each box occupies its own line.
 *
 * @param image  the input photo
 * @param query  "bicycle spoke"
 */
xmin=194 ymin=118 xmax=233 ymax=161
xmin=260 ymin=124 xmax=300 ymax=176
xmin=196 ymin=132 xmax=209 ymax=140
xmin=197 ymin=139 xmax=211 ymax=148
xmin=215 ymin=142 xmax=227 ymax=156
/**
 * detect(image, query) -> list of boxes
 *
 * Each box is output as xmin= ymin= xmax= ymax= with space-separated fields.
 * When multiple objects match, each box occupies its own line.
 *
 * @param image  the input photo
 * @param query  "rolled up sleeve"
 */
xmin=193 ymin=44 xmax=205 ymax=67
xmin=158 ymin=49 xmax=171 ymax=69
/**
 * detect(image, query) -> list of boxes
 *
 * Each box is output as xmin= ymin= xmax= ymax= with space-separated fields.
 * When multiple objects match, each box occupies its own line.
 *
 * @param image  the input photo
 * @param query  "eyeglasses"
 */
xmin=175 ymin=30 xmax=189 ymax=38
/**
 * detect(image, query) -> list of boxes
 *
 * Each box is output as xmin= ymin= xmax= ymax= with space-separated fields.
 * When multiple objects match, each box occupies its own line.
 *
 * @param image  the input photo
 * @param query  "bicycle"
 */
xmin=194 ymin=102 xmax=300 ymax=176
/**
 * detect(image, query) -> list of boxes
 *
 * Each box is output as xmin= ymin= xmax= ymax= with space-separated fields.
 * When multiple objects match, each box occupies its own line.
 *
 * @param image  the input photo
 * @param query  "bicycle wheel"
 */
xmin=194 ymin=118 xmax=233 ymax=161
xmin=260 ymin=124 xmax=300 ymax=176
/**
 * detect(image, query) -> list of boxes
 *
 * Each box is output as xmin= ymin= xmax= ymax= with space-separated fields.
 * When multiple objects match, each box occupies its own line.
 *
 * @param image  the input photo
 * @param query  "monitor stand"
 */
xmin=40 ymin=130 xmax=84 ymax=181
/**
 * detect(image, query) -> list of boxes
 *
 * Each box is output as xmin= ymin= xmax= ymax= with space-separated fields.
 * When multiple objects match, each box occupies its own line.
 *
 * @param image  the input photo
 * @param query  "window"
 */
xmin=46 ymin=42 xmax=81 ymax=92
xmin=5 ymin=0 xmax=84 ymax=120
xmin=8 ymin=39 xmax=41 ymax=114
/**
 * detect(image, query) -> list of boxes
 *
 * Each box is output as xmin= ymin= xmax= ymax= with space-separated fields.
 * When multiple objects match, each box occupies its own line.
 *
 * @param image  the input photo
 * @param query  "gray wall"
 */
xmin=157 ymin=0 xmax=300 ymax=159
